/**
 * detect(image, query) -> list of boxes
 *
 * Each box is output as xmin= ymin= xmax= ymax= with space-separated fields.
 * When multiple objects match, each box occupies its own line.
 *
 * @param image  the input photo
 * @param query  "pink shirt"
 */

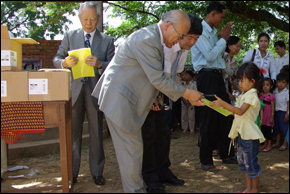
xmin=259 ymin=93 xmax=275 ymax=126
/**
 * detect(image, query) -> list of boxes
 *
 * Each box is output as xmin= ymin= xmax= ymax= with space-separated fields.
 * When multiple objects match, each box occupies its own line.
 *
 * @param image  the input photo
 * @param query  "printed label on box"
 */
xmin=1 ymin=50 xmax=17 ymax=67
xmin=29 ymin=79 xmax=48 ymax=95
xmin=1 ymin=81 xmax=7 ymax=97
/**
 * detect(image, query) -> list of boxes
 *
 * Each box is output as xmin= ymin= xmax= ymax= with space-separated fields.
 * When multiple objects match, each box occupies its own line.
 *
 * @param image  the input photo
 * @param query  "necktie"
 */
xmin=169 ymin=50 xmax=183 ymax=109
xmin=83 ymin=34 xmax=91 ymax=85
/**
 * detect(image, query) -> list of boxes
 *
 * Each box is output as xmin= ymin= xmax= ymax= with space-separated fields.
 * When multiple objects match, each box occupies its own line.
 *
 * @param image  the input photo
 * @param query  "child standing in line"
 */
xmin=273 ymin=72 xmax=289 ymax=151
xmin=259 ymin=78 xmax=275 ymax=152
xmin=181 ymin=70 xmax=196 ymax=134
xmin=210 ymin=62 xmax=265 ymax=193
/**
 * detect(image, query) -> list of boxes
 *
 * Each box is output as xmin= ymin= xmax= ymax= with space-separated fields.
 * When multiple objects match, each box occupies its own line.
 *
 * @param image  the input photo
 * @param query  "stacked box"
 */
xmin=28 ymin=69 xmax=71 ymax=101
xmin=1 ymin=71 xmax=29 ymax=102
xmin=1 ymin=25 xmax=38 ymax=71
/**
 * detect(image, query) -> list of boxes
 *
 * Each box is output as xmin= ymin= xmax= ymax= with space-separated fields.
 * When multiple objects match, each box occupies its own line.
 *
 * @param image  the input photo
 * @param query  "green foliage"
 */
xmin=1 ymin=1 xmax=79 ymax=40
xmin=104 ymin=1 xmax=289 ymax=62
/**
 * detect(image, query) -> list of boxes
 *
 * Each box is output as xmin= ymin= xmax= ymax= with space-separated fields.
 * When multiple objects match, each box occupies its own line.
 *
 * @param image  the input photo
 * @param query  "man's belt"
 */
xmin=200 ymin=68 xmax=223 ymax=74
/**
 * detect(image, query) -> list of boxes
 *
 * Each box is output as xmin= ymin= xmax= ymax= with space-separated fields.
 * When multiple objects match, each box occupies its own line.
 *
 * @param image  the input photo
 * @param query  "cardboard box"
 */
xmin=1 ymin=71 xmax=29 ymax=102
xmin=1 ymin=25 xmax=39 ymax=71
xmin=28 ymin=69 xmax=71 ymax=101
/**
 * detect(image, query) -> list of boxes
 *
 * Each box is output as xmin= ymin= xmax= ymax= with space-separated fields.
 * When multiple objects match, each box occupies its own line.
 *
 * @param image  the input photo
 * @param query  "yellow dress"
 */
xmin=228 ymin=88 xmax=265 ymax=143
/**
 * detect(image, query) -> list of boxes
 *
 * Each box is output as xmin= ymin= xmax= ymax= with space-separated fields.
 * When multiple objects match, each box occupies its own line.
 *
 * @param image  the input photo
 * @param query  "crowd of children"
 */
xmin=177 ymin=39 xmax=289 ymax=193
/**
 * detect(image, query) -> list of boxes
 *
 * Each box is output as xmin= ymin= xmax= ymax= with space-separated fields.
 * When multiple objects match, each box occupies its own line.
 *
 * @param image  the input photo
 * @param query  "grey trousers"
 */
xmin=181 ymin=104 xmax=195 ymax=131
xmin=105 ymin=116 xmax=146 ymax=193
xmin=72 ymin=83 xmax=105 ymax=179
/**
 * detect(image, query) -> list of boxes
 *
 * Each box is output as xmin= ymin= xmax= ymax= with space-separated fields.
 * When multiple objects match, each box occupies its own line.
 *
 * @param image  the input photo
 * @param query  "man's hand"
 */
xmin=151 ymin=98 xmax=161 ymax=111
xmin=85 ymin=55 xmax=102 ymax=68
xmin=181 ymin=89 xmax=205 ymax=106
xmin=63 ymin=56 xmax=79 ymax=67
xmin=219 ymin=22 xmax=232 ymax=41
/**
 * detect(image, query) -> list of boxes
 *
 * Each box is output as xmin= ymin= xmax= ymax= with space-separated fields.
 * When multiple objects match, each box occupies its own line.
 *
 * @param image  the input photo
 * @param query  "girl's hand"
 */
xmin=269 ymin=117 xmax=274 ymax=124
xmin=284 ymin=112 xmax=289 ymax=122
xmin=209 ymin=95 xmax=224 ymax=109
xmin=259 ymin=119 xmax=263 ymax=126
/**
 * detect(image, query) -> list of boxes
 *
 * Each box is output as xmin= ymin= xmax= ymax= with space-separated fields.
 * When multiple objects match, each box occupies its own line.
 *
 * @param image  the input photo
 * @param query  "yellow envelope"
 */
xmin=202 ymin=98 xmax=233 ymax=117
xmin=68 ymin=48 xmax=95 ymax=80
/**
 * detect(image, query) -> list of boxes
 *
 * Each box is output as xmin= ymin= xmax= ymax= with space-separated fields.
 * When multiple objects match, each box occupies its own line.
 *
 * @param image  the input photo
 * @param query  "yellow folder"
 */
xmin=68 ymin=48 xmax=95 ymax=80
xmin=202 ymin=98 xmax=233 ymax=117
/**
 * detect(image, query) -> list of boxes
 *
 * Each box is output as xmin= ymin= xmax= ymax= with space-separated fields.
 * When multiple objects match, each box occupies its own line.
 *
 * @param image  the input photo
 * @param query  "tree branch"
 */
xmin=276 ymin=5 xmax=289 ymax=17
xmin=10 ymin=17 xmax=30 ymax=31
xmin=114 ymin=25 xmax=139 ymax=41
xmin=102 ymin=1 xmax=159 ymax=20
xmin=226 ymin=1 xmax=289 ymax=32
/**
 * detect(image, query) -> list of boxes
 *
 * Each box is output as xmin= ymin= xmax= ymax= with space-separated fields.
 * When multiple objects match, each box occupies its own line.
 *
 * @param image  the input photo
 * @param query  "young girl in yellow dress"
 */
xmin=210 ymin=62 xmax=265 ymax=193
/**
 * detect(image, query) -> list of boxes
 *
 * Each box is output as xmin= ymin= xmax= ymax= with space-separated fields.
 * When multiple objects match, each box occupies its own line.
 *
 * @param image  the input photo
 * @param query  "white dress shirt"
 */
xmin=83 ymin=29 xmax=96 ymax=46
xmin=273 ymin=87 xmax=289 ymax=111
xmin=243 ymin=49 xmax=276 ymax=79
xmin=275 ymin=53 xmax=289 ymax=74
xmin=157 ymin=23 xmax=164 ymax=45
xmin=163 ymin=42 xmax=188 ymax=75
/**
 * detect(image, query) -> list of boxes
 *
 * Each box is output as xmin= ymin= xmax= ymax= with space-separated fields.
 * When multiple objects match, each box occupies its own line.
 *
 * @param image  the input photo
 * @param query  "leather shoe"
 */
xmin=222 ymin=156 xmax=238 ymax=164
xmin=163 ymin=176 xmax=185 ymax=186
xmin=93 ymin=176 xmax=105 ymax=185
xmin=146 ymin=181 xmax=165 ymax=193
xmin=171 ymin=134 xmax=178 ymax=139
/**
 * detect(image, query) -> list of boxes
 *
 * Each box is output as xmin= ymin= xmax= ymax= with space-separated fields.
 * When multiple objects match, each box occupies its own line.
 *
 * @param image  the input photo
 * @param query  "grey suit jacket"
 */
xmin=53 ymin=28 xmax=115 ymax=107
xmin=91 ymin=23 xmax=186 ymax=133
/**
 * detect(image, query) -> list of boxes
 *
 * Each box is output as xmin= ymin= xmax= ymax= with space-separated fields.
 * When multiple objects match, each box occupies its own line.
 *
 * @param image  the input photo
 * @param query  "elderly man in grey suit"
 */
xmin=92 ymin=10 xmax=204 ymax=193
xmin=53 ymin=1 xmax=114 ymax=186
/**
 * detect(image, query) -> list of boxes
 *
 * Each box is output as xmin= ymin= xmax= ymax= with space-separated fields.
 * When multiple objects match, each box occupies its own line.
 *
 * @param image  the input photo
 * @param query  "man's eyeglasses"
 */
xmin=167 ymin=21 xmax=185 ymax=40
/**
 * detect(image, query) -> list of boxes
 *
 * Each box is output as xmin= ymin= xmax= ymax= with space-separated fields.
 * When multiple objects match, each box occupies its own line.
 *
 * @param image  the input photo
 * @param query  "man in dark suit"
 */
xmin=53 ymin=1 xmax=115 ymax=185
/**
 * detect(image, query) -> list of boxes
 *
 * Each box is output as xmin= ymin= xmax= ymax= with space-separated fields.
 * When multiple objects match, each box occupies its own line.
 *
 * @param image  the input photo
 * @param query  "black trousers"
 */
xmin=141 ymin=110 xmax=175 ymax=184
xmin=197 ymin=70 xmax=235 ymax=165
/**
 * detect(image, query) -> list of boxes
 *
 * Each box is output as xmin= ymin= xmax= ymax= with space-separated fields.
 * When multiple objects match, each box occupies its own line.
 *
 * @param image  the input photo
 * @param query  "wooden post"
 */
xmin=94 ymin=1 xmax=103 ymax=32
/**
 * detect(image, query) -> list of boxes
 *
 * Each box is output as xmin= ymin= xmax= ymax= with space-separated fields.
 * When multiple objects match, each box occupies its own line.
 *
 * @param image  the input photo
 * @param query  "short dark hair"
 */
xmin=225 ymin=36 xmax=240 ymax=53
xmin=258 ymin=32 xmax=270 ymax=42
xmin=276 ymin=72 xmax=289 ymax=83
xmin=274 ymin=41 xmax=286 ymax=48
xmin=236 ymin=62 xmax=264 ymax=92
xmin=185 ymin=70 xmax=194 ymax=78
xmin=187 ymin=13 xmax=203 ymax=35
xmin=280 ymin=65 xmax=289 ymax=74
xmin=207 ymin=2 xmax=225 ymax=14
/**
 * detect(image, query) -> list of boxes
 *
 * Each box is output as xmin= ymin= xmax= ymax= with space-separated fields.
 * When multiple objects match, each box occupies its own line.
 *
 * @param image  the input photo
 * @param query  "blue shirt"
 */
xmin=191 ymin=20 xmax=227 ymax=71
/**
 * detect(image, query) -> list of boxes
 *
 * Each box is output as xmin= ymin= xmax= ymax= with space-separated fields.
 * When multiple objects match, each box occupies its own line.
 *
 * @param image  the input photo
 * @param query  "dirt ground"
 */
xmin=1 ymin=124 xmax=289 ymax=193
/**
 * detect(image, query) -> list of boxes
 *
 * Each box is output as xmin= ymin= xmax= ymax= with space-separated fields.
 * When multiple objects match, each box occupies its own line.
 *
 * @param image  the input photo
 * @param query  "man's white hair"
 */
xmin=161 ymin=10 xmax=188 ymax=25
xmin=78 ymin=1 xmax=101 ymax=16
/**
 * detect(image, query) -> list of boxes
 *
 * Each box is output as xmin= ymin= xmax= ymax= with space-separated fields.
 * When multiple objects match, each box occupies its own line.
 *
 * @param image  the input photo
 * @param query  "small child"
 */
xmin=181 ymin=70 xmax=196 ymax=134
xmin=273 ymin=72 xmax=289 ymax=151
xmin=259 ymin=78 xmax=275 ymax=152
xmin=230 ymin=79 xmax=241 ymax=106
xmin=210 ymin=62 xmax=265 ymax=193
